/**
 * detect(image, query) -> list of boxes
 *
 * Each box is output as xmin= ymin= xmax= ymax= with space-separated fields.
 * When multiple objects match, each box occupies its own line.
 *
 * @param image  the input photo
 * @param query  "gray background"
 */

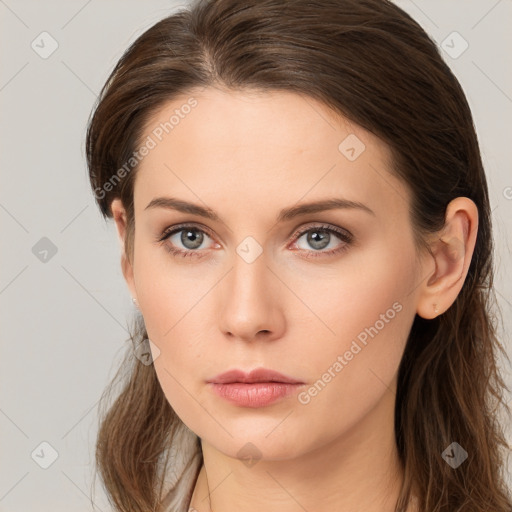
xmin=1 ymin=1 xmax=511 ymax=510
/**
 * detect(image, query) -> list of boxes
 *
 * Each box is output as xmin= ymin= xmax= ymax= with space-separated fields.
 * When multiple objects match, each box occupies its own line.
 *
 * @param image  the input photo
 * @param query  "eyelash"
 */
xmin=156 ymin=223 xmax=353 ymax=260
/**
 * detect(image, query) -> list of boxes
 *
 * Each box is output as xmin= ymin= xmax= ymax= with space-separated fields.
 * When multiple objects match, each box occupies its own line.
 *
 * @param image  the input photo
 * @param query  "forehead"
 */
xmin=133 ymin=87 xmax=409 ymax=223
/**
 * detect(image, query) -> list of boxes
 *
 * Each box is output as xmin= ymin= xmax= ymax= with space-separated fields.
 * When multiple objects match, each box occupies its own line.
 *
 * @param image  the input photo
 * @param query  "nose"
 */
xmin=218 ymin=246 xmax=286 ymax=343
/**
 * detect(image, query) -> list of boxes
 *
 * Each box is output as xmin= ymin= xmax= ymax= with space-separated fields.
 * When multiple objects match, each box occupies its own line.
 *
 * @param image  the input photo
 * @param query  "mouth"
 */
xmin=206 ymin=368 xmax=305 ymax=408
xmin=207 ymin=367 xmax=304 ymax=385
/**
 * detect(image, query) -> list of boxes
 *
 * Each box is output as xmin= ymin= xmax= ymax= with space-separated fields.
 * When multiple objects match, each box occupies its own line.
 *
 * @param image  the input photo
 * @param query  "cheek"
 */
xmin=293 ymin=298 xmax=412 ymax=450
xmin=292 ymin=247 xmax=417 ymax=430
xmin=132 ymin=249 xmax=215 ymax=423
xmin=133 ymin=241 xmax=204 ymax=339
xmin=290 ymin=241 xmax=417 ymax=347
xmin=138 ymin=283 xmax=209 ymax=430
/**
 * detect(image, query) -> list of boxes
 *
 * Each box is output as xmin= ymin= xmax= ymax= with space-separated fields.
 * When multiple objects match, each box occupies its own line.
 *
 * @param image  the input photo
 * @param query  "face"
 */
xmin=115 ymin=87 xmax=427 ymax=461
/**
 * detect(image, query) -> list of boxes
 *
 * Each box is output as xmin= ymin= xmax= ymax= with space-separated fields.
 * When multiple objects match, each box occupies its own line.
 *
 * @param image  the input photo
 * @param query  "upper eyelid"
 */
xmin=160 ymin=222 xmax=351 ymax=245
xmin=160 ymin=222 xmax=215 ymax=241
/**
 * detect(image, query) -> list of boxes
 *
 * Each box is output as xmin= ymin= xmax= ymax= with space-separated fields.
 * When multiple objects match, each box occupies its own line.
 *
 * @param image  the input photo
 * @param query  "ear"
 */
xmin=110 ymin=198 xmax=138 ymax=302
xmin=416 ymin=197 xmax=478 ymax=319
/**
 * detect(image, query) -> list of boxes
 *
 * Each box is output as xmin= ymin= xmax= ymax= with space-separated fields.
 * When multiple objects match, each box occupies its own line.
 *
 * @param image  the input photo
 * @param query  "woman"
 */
xmin=86 ymin=0 xmax=512 ymax=511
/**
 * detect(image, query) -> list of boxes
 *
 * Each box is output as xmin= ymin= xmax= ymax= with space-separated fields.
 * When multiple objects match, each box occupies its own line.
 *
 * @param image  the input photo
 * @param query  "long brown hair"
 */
xmin=85 ymin=1 xmax=512 ymax=510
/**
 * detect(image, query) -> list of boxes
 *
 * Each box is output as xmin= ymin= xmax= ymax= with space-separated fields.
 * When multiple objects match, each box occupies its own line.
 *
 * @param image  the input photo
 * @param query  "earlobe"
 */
xmin=416 ymin=197 xmax=478 ymax=319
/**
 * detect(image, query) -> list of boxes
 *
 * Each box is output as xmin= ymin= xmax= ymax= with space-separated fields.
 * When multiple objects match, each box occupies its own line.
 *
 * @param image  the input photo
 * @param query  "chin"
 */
xmin=202 ymin=423 xmax=317 ymax=462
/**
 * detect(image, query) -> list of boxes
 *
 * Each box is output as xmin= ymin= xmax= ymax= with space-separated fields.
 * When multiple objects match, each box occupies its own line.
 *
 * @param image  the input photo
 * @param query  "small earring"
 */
xmin=132 ymin=297 xmax=139 ymax=308
xmin=433 ymin=303 xmax=439 ymax=314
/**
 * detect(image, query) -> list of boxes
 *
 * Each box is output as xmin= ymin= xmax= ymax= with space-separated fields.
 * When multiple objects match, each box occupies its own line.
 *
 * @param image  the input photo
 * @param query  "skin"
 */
xmin=111 ymin=86 xmax=478 ymax=512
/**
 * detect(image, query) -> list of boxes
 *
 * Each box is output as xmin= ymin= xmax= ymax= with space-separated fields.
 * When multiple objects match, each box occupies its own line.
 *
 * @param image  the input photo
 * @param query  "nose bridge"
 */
xmin=229 ymin=239 xmax=271 ymax=308
xmin=219 ymin=238 xmax=284 ymax=340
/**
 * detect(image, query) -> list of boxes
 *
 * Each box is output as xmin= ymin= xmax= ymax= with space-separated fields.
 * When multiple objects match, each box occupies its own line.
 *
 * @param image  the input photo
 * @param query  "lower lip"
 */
xmin=208 ymin=382 xmax=303 ymax=407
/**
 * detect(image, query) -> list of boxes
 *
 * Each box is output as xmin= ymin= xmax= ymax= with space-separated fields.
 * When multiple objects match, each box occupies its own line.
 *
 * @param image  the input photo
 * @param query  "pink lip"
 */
xmin=207 ymin=368 xmax=305 ymax=408
xmin=207 ymin=368 xmax=304 ymax=385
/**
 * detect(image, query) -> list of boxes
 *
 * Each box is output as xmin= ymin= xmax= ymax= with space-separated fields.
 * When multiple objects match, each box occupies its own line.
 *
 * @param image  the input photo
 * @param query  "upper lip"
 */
xmin=207 ymin=368 xmax=304 ymax=384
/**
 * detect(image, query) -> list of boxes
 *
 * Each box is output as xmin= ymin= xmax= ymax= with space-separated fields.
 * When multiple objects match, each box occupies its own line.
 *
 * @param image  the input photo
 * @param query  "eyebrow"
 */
xmin=144 ymin=196 xmax=375 ymax=222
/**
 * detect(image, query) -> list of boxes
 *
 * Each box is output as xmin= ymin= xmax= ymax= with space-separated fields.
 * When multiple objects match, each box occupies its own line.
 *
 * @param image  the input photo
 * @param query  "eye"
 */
xmin=157 ymin=224 xmax=218 ymax=259
xmin=289 ymin=223 xmax=353 ymax=259
xmin=156 ymin=222 xmax=353 ymax=260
